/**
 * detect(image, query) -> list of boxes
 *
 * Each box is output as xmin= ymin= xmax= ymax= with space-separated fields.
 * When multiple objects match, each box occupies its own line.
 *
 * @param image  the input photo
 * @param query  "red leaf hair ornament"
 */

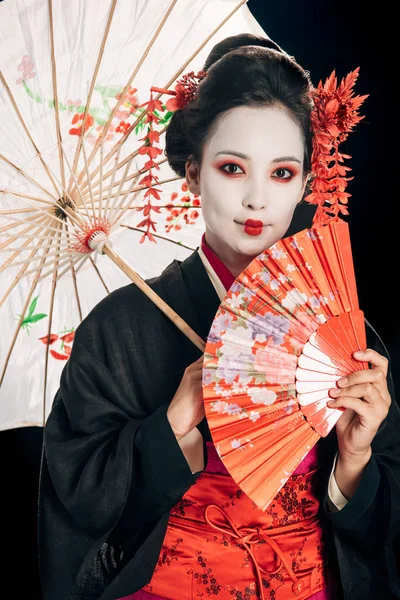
xmin=305 ymin=68 xmax=368 ymax=226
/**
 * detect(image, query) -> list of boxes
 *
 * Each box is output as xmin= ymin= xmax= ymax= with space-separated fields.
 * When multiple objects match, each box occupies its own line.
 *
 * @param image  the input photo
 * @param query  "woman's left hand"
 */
xmin=327 ymin=349 xmax=392 ymax=460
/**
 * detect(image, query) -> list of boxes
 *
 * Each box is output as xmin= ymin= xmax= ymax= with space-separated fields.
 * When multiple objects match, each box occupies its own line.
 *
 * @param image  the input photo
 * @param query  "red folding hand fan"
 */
xmin=202 ymin=221 xmax=368 ymax=511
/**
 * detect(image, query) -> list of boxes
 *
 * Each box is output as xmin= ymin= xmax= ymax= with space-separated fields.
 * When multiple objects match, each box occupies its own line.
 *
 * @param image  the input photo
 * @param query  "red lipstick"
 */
xmin=243 ymin=219 xmax=264 ymax=236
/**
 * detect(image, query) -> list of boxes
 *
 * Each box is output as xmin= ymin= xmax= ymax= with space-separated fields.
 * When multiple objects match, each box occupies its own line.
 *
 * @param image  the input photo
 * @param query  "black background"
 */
xmin=0 ymin=1 xmax=397 ymax=598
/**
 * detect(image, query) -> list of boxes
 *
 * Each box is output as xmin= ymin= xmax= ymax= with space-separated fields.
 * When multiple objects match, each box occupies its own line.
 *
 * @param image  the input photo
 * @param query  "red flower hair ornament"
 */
xmin=151 ymin=69 xmax=208 ymax=111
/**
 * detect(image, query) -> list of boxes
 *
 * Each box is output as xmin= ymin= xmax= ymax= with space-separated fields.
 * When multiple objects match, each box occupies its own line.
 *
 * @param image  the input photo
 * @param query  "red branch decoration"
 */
xmin=136 ymin=70 xmax=206 ymax=243
xmin=135 ymin=94 xmax=164 ymax=243
xmin=305 ymin=68 xmax=368 ymax=226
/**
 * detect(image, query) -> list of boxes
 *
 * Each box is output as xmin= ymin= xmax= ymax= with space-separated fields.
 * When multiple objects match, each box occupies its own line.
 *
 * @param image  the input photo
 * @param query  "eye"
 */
xmin=221 ymin=163 xmax=245 ymax=175
xmin=273 ymin=168 xmax=293 ymax=180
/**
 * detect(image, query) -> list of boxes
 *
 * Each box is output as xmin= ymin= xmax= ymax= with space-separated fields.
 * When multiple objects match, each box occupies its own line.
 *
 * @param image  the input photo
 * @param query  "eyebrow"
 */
xmin=214 ymin=150 xmax=301 ymax=164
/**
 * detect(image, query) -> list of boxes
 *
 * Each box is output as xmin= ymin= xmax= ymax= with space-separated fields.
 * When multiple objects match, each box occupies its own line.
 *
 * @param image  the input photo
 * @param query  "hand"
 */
xmin=167 ymin=355 xmax=205 ymax=441
xmin=327 ymin=348 xmax=392 ymax=460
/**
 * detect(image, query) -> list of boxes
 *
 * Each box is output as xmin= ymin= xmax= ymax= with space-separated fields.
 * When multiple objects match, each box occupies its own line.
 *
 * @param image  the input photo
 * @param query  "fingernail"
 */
xmin=337 ymin=377 xmax=348 ymax=386
xmin=354 ymin=350 xmax=364 ymax=358
xmin=327 ymin=399 xmax=336 ymax=405
xmin=329 ymin=388 xmax=340 ymax=397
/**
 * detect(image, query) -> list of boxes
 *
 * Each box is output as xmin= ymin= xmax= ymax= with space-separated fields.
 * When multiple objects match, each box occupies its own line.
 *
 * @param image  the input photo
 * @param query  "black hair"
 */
xmin=165 ymin=33 xmax=313 ymax=179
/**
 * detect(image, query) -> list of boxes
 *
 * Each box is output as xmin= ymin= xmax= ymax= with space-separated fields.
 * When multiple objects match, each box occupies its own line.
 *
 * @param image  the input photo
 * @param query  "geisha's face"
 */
xmin=185 ymin=104 xmax=308 ymax=276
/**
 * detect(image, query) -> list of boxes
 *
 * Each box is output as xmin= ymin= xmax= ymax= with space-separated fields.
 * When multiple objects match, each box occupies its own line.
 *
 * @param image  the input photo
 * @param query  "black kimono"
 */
xmin=38 ymin=250 xmax=400 ymax=600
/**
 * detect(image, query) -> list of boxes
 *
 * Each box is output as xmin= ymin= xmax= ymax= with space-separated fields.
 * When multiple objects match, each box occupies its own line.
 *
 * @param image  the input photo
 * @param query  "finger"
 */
xmin=336 ymin=367 xmax=389 ymax=396
xmin=353 ymin=348 xmax=389 ymax=376
xmin=329 ymin=382 xmax=389 ymax=408
xmin=326 ymin=396 xmax=372 ymax=421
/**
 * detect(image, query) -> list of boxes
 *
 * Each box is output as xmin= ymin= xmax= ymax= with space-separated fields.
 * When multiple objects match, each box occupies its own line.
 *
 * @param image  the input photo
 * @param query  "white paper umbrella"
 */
xmin=0 ymin=0 xmax=268 ymax=431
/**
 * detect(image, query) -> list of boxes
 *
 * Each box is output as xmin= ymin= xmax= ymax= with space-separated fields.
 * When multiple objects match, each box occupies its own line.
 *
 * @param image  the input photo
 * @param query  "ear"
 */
xmin=185 ymin=155 xmax=201 ymax=195
xmin=298 ymin=172 xmax=311 ymax=202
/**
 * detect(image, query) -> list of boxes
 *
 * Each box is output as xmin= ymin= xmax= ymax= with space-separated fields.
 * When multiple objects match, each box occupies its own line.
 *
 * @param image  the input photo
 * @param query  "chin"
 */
xmin=235 ymin=237 xmax=269 ymax=258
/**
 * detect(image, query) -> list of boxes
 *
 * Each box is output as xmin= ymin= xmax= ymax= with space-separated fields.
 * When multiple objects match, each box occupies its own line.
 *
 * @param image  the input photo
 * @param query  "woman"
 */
xmin=38 ymin=34 xmax=400 ymax=600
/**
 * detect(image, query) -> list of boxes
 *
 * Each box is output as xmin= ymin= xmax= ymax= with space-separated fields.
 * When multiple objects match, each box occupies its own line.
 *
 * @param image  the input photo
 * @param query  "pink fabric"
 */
xmin=205 ymin=441 xmax=319 ymax=476
xmin=128 ymin=587 xmax=335 ymax=600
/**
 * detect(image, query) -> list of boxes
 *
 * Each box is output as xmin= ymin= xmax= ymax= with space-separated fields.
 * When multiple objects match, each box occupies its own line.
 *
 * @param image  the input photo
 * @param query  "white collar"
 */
xmin=197 ymin=245 xmax=227 ymax=302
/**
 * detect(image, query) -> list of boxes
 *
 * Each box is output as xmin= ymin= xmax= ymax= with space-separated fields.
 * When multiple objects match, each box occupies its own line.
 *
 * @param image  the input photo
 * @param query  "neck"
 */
xmin=204 ymin=231 xmax=254 ymax=278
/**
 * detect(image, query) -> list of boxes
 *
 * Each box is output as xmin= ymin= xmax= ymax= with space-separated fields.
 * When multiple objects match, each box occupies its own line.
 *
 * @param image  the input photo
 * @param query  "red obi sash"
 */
xmin=131 ymin=441 xmax=331 ymax=600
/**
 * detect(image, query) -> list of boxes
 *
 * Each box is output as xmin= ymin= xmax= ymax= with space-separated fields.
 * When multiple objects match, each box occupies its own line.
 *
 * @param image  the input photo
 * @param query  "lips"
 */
xmin=244 ymin=219 xmax=264 ymax=228
xmin=243 ymin=219 xmax=264 ymax=236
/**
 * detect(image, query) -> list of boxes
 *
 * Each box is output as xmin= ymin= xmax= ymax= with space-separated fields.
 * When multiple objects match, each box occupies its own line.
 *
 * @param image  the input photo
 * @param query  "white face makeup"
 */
xmin=185 ymin=105 xmax=308 ymax=275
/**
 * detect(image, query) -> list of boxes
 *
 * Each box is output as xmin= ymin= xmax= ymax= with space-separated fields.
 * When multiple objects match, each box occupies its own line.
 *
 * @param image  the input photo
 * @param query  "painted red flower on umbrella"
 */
xmin=38 ymin=329 xmax=75 ymax=360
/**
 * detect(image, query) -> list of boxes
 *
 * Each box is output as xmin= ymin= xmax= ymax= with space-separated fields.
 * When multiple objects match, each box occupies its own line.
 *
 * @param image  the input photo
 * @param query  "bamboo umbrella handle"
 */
xmin=103 ymin=243 xmax=205 ymax=352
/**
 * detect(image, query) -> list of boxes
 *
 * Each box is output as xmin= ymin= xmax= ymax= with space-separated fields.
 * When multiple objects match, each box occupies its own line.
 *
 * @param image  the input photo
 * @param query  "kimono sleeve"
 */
xmin=323 ymin=319 xmax=400 ymax=556
xmin=43 ymin=319 xmax=204 ymax=541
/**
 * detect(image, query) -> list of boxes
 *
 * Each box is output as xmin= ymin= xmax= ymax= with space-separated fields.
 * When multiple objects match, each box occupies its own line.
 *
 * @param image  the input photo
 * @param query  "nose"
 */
xmin=242 ymin=184 xmax=267 ymax=211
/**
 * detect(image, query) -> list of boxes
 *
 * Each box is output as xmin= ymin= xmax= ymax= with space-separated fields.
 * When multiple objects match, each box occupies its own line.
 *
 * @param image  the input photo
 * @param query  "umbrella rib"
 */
xmin=22 ymin=250 xmax=83 ymax=278
xmin=102 ymin=156 xmax=135 ymax=222
xmin=162 ymin=0 xmax=249 ymax=89
xmin=0 ymin=228 xmax=69 ymax=244
xmin=0 ymin=215 xmax=49 ymax=251
xmin=99 ymin=141 xmax=104 ymax=220
xmin=81 ymin=142 xmax=97 ymax=218
xmin=0 ymin=212 xmax=48 ymax=235
xmin=103 ymin=142 xmax=123 ymax=223
xmin=110 ymin=171 xmax=143 ymax=229
xmin=0 ymin=208 xmax=45 ymax=215
xmin=0 ymin=189 xmax=54 ymax=206
xmin=66 ymin=0 xmax=120 ymax=196
xmin=0 ymin=239 xmax=49 ymax=309
xmin=79 ymin=0 xmax=247 ymax=190
xmin=89 ymin=255 xmax=110 ymax=294
xmin=29 ymin=152 xmax=87 ymax=230
xmin=87 ymin=176 xmax=182 ymax=217
xmin=81 ymin=160 xmax=172 ymax=202
xmin=0 ymin=216 xmax=51 ymax=271
xmin=0 ymin=153 xmax=59 ymax=202
xmin=0 ymin=242 xmax=73 ymax=258
xmin=42 ymin=224 xmax=63 ymax=424
xmin=64 ymin=223 xmax=83 ymax=323
xmin=79 ymin=131 xmax=167 ymax=197
xmin=0 ymin=203 xmax=76 ymax=234
xmin=71 ymin=0 xmax=180 ymax=195
xmin=0 ymin=227 xmax=60 ymax=386
xmin=0 ymin=71 xmax=61 ymax=199
xmin=48 ymin=254 xmax=89 ymax=283
xmin=120 ymin=224 xmax=196 ymax=251
xmin=48 ymin=0 xmax=66 ymax=193
xmin=61 ymin=145 xmax=92 ymax=222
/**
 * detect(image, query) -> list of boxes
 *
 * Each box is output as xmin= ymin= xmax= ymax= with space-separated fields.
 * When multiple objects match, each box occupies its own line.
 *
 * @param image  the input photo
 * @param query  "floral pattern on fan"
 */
xmin=203 ymin=221 xmax=369 ymax=511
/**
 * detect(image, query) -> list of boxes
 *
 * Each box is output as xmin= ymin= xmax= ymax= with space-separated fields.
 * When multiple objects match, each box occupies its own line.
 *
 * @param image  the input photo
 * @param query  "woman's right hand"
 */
xmin=167 ymin=355 xmax=205 ymax=441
